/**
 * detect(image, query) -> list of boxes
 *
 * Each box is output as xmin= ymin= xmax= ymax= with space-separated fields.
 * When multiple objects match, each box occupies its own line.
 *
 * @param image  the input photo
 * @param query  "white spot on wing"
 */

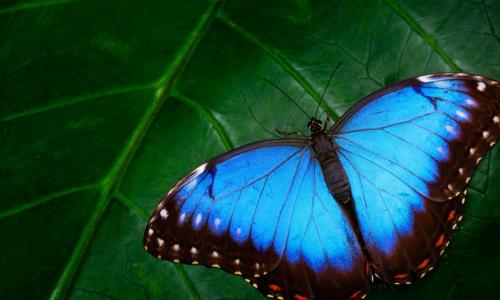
xmin=157 ymin=238 xmax=164 ymax=247
xmin=437 ymin=146 xmax=444 ymax=153
xmin=417 ymin=75 xmax=435 ymax=83
xmin=236 ymin=227 xmax=242 ymax=236
xmin=195 ymin=213 xmax=202 ymax=226
xmin=477 ymin=81 xmax=486 ymax=91
xmin=445 ymin=124 xmax=455 ymax=134
xmin=465 ymin=98 xmax=477 ymax=107
xmin=455 ymin=110 xmax=468 ymax=120
xmin=214 ymin=218 xmax=221 ymax=228
xmin=179 ymin=213 xmax=187 ymax=224
xmin=160 ymin=208 xmax=168 ymax=219
xmin=193 ymin=163 xmax=208 ymax=177
xmin=190 ymin=247 xmax=198 ymax=255
xmin=148 ymin=228 xmax=154 ymax=236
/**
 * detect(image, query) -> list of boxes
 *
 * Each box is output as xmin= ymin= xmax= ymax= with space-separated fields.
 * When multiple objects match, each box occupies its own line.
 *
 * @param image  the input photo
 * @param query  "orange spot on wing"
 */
xmin=447 ymin=209 xmax=456 ymax=221
xmin=349 ymin=290 xmax=363 ymax=299
xmin=294 ymin=294 xmax=308 ymax=300
xmin=435 ymin=234 xmax=445 ymax=248
xmin=268 ymin=284 xmax=282 ymax=292
xmin=417 ymin=258 xmax=430 ymax=270
xmin=393 ymin=273 xmax=409 ymax=280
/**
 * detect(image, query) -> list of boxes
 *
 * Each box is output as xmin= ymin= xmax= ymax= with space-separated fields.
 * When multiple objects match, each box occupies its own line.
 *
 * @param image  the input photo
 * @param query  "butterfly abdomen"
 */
xmin=312 ymin=132 xmax=352 ymax=205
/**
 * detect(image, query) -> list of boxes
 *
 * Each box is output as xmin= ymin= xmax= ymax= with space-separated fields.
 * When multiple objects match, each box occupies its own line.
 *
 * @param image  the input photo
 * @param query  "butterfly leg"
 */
xmin=275 ymin=128 xmax=305 ymax=137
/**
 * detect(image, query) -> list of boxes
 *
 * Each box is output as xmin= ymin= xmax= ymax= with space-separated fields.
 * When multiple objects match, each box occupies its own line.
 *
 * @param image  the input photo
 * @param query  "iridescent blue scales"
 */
xmin=144 ymin=73 xmax=500 ymax=300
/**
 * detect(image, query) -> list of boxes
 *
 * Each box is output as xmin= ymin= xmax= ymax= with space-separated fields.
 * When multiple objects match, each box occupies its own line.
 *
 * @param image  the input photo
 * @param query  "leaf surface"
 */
xmin=1 ymin=0 xmax=499 ymax=299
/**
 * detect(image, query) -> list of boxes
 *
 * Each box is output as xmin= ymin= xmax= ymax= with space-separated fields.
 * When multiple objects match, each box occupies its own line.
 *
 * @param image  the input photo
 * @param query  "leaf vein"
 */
xmin=0 ymin=183 xmax=101 ymax=220
xmin=0 ymin=84 xmax=155 ymax=122
xmin=383 ymin=0 xmax=462 ymax=72
xmin=0 ymin=0 xmax=81 ymax=15
xmin=172 ymin=90 xmax=235 ymax=150
xmin=218 ymin=14 xmax=339 ymax=120
xmin=47 ymin=1 xmax=224 ymax=299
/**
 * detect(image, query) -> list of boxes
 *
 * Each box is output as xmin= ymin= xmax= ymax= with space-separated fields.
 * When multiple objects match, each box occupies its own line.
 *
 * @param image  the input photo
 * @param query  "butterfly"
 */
xmin=144 ymin=73 xmax=500 ymax=300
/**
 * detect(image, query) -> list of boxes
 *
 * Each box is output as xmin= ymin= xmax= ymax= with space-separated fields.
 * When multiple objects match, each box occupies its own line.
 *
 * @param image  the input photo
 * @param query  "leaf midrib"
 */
xmin=47 ymin=1 xmax=223 ymax=299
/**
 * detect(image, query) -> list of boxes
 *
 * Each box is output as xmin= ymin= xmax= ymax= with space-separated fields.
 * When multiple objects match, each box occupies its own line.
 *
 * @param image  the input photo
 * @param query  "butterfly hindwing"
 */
xmin=333 ymin=73 xmax=500 ymax=283
xmin=144 ymin=140 xmax=371 ymax=299
xmin=258 ymin=159 xmax=371 ymax=300
xmin=337 ymin=147 xmax=465 ymax=283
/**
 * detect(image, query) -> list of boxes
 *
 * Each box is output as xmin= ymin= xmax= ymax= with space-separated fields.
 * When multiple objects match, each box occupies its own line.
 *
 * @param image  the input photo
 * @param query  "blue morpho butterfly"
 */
xmin=144 ymin=72 xmax=500 ymax=300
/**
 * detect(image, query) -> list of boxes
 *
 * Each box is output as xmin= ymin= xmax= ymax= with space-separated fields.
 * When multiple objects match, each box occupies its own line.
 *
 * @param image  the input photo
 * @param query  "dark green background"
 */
xmin=1 ymin=0 xmax=499 ymax=299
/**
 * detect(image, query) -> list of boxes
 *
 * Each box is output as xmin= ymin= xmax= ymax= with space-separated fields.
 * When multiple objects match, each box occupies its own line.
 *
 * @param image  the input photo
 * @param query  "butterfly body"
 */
xmin=144 ymin=73 xmax=500 ymax=299
xmin=309 ymin=119 xmax=353 ymax=206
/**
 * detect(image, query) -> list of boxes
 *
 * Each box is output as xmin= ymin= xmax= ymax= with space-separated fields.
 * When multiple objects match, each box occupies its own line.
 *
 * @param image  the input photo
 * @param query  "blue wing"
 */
xmin=144 ymin=140 xmax=371 ymax=299
xmin=333 ymin=73 xmax=500 ymax=283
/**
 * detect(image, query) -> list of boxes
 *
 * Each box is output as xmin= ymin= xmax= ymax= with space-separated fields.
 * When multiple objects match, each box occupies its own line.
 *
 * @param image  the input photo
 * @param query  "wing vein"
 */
xmin=216 ymin=146 xmax=307 ymax=199
xmin=336 ymin=112 xmax=435 ymax=134
xmin=270 ymin=148 xmax=310 ymax=257
xmin=335 ymin=136 xmax=431 ymax=188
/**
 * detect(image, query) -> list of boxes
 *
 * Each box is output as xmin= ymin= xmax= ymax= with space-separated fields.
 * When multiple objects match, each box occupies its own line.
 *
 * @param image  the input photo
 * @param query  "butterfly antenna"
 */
xmin=240 ymin=88 xmax=280 ymax=138
xmin=315 ymin=62 xmax=342 ymax=119
xmin=261 ymin=77 xmax=311 ymax=119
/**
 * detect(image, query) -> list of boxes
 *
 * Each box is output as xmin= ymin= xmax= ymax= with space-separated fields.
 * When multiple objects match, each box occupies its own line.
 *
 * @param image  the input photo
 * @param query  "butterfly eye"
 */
xmin=308 ymin=118 xmax=323 ymax=132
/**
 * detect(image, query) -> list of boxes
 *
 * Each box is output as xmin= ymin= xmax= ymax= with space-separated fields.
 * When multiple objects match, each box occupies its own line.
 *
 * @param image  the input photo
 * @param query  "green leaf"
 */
xmin=1 ymin=0 xmax=499 ymax=299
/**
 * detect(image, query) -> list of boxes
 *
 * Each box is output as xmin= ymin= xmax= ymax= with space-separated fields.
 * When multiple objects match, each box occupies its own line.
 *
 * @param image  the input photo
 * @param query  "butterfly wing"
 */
xmin=144 ymin=140 xmax=371 ymax=299
xmin=333 ymin=73 xmax=500 ymax=283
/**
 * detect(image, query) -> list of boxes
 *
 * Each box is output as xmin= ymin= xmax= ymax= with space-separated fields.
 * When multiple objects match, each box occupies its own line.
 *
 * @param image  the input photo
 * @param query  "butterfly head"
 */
xmin=308 ymin=118 xmax=324 ymax=134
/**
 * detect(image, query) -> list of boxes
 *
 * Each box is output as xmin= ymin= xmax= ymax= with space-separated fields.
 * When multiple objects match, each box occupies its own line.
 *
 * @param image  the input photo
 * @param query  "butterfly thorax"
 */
xmin=309 ymin=118 xmax=352 ymax=205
